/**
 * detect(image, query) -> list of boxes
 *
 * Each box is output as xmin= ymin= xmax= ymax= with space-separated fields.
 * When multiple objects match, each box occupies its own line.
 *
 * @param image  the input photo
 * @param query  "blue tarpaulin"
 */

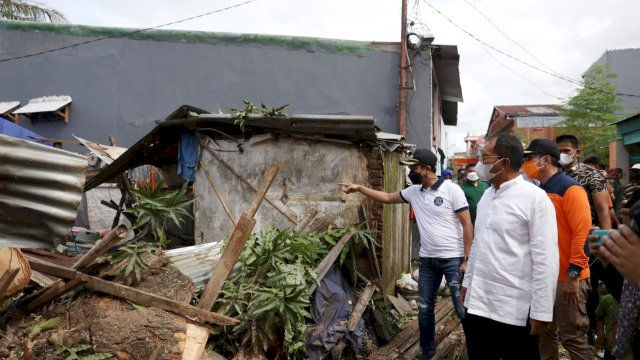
xmin=0 ymin=118 xmax=52 ymax=146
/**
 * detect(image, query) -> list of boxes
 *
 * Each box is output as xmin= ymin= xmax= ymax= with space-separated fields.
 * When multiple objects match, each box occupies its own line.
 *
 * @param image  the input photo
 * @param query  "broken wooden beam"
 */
xmin=182 ymin=323 xmax=211 ymax=360
xmin=308 ymin=227 xmax=358 ymax=296
xmin=198 ymin=164 xmax=278 ymax=311
xmin=25 ymin=257 xmax=238 ymax=326
xmin=72 ymin=224 xmax=128 ymax=270
xmin=348 ymin=282 xmax=376 ymax=332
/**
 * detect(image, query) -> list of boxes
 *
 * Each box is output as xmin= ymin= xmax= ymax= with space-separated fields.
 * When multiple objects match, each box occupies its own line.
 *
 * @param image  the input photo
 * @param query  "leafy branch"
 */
xmin=230 ymin=100 xmax=290 ymax=132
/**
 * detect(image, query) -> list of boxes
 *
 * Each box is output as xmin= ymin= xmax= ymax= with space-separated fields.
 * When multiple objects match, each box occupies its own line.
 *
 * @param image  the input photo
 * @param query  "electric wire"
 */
xmin=0 ymin=0 xmax=260 ymax=64
xmin=422 ymin=0 xmax=640 ymax=98
xmin=461 ymin=0 xmax=578 ymax=83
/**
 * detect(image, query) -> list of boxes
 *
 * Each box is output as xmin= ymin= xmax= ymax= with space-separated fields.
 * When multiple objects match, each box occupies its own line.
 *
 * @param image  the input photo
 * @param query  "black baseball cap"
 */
xmin=524 ymin=139 xmax=560 ymax=160
xmin=399 ymin=148 xmax=438 ymax=168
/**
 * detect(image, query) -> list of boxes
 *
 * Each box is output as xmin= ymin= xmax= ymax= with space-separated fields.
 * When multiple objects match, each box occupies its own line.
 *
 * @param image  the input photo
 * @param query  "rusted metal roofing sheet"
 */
xmin=13 ymin=95 xmax=72 ymax=114
xmin=0 ymin=134 xmax=88 ymax=248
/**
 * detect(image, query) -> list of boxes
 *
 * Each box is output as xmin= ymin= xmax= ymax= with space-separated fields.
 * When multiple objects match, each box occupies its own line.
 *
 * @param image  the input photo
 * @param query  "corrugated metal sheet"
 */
xmin=13 ymin=95 xmax=71 ymax=114
xmin=0 ymin=134 xmax=88 ymax=248
xmin=515 ymin=115 xmax=565 ymax=128
xmin=0 ymin=101 xmax=19 ymax=114
xmin=164 ymin=242 xmax=224 ymax=290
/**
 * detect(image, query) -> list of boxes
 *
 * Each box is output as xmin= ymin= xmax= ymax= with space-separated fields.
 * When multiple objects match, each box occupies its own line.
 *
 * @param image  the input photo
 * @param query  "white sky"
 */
xmin=42 ymin=0 xmax=640 ymax=152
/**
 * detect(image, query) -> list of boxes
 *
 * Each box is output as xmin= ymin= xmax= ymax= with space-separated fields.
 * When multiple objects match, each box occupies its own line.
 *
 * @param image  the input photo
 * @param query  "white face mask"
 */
xmin=476 ymin=158 xmax=504 ymax=182
xmin=559 ymin=153 xmax=574 ymax=166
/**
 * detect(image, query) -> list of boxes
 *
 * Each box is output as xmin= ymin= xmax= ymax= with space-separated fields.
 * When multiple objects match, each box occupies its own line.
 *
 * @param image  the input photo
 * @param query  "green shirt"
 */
xmin=596 ymin=294 xmax=619 ymax=350
xmin=459 ymin=180 xmax=489 ymax=224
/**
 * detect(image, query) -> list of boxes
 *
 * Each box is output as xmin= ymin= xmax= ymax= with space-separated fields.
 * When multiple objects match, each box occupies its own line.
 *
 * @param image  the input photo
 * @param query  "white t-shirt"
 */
xmin=400 ymin=178 xmax=469 ymax=258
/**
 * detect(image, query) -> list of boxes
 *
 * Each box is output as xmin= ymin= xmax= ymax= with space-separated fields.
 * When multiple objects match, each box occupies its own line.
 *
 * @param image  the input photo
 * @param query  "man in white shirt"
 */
xmin=339 ymin=148 xmax=473 ymax=360
xmin=461 ymin=133 xmax=559 ymax=359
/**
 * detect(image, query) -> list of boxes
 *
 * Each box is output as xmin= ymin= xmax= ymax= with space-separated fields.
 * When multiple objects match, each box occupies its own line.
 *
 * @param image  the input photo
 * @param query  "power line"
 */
xmin=478 ymin=42 xmax=565 ymax=101
xmin=0 ymin=0 xmax=260 ymax=64
xmin=422 ymin=0 xmax=640 ymax=98
xmin=461 ymin=0 xmax=578 ymax=84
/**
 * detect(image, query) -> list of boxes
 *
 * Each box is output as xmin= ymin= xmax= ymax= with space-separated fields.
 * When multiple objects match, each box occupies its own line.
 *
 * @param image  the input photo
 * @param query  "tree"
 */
xmin=561 ymin=62 xmax=622 ymax=161
xmin=0 ymin=0 xmax=67 ymax=23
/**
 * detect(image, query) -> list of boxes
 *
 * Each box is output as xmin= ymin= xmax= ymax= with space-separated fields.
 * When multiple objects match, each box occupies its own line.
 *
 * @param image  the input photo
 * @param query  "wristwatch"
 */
xmin=567 ymin=264 xmax=582 ymax=279
xmin=463 ymin=256 xmax=469 ymax=262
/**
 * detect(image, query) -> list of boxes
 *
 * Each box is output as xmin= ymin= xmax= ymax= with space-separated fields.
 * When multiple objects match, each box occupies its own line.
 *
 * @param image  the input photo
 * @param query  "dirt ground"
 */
xmin=0 ymin=260 xmax=198 ymax=360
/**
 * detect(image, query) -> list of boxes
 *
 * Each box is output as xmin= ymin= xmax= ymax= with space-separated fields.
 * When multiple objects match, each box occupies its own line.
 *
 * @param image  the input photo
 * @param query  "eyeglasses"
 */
xmin=480 ymin=155 xmax=501 ymax=163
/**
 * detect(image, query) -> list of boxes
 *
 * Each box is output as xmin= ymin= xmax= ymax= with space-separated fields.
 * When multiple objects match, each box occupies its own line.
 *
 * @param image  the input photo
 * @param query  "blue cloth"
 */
xmin=418 ymin=257 xmax=466 ymax=358
xmin=441 ymin=168 xmax=453 ymax=179
xmin=177 ymin=129 xmax=197 ymax=181
xmin=0 ymin=118 xmax=52 ymax=146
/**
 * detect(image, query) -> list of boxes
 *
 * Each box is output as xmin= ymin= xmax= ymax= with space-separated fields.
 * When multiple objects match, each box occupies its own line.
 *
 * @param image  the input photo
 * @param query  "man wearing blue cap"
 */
xmin=339 ymin=148 xmax=473 ymax=360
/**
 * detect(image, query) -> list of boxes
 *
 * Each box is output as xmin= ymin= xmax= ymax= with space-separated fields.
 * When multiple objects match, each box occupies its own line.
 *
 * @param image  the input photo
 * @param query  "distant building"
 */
xmin=588 ymin=49 xmax=640 ymax=173
xmin=486 ymin=104 xmax=565 ymax=142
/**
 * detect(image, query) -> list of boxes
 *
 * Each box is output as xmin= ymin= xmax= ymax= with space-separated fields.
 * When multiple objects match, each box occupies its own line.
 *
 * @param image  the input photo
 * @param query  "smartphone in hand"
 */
xmin=589 ymin=229 xmax=609 ymax=247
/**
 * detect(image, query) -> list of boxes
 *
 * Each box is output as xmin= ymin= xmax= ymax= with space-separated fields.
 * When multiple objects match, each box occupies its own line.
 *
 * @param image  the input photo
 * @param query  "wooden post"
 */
xmin=199 ymin=160 xmax=236 ymax=226
xmin=72 ymin=224 xmax=128 ymax=270
xmin=198 ymin=164 xmax=279 ymax=311
xmin=308 ymin=228 xmax=358 ymax=296
xmin=347 ymin=282 xmax=376 ymax=332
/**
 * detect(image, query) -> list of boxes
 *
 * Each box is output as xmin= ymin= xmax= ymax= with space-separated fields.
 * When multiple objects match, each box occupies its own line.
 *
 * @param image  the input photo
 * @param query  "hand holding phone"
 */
xmin=589 ymin=229 xmax=610 ymax=247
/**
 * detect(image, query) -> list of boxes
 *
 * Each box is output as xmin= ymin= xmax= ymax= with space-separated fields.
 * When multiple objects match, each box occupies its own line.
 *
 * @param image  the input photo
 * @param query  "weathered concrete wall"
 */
xmin=194 ymin=135 xmax=369 ymax=243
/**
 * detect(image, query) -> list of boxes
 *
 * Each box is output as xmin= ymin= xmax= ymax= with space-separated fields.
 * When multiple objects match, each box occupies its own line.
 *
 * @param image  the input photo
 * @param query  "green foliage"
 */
xmin=109 ymin=241 xmax=156 ymax=282
xmin=212 ymin=225 xmax=367 ymax=359
xmin=230 ymin=100 xmax=290 ymax=132
xmin=28 ymin=317 xmax=60 ymax=338
xmin=54 ymin=344 xmax=113 ymax=360
xmin=124 ymin=180 xmax=195 ymax=248
xmin=0 ymin=0 xmax=67 ymax=23
xmin=562 ymin=62 xmax=623 ymax=160
xmin=110 ymin=180 xmax=194 ymax=282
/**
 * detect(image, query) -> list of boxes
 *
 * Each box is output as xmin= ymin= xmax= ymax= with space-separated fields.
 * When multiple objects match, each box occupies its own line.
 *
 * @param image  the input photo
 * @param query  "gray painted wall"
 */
xmin=595 ymin=49 xmax=640 ymax=114
xmin=0 ymin=22 xmax=433 ymax=150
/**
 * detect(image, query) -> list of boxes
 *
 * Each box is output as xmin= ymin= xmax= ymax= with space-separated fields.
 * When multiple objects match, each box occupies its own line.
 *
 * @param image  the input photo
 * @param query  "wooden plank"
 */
xmin=199 ymin=160 xmax=237 ymax=226
xmin=0 ymin=268 xmax=20 ymax=299
xmin=201 ymin=144 xmax=297 ymax=224
xmin=348 ymin=282 xmax=375 ymax=332
xmin=368 ymin=319 xmax=418 ymax=359
xmin=198 ymin=164 xmax=279 ymax=311
xmin=80 ymin=274 xmax=238 ymax=325
xmin=387 ymin=295 xmax=411 ymax=317
xmin=308 ymin=228 xmax=358 ymax=296
xmin=25 ymin=258 xmax=238 ymax=326
xmin=197 ymin=214 xmax=256 ymax=311
xmin=29 ymin=270 xmax=55 ymax=287
xmin=72 ymin=224 xmax=128 ymax=270
xmin=182 ymin=323 xmax=210 ymax=360
xmin=26 ymin=255 xmax=77 ymax=279
xmin=245 ymin=164 xmax=279 ymax=218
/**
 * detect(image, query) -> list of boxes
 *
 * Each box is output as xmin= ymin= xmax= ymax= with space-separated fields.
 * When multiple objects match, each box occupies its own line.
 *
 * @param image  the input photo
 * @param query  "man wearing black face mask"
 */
xmin=522 ymin=139 xmax=592 ymax=360
xmin=338 ymin=148 xmax=473 ymax=360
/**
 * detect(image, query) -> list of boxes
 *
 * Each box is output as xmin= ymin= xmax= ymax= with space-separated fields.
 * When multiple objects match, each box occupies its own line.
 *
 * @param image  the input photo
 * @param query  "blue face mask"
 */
xmin=476 ymin=158 xmax=504 ymax=182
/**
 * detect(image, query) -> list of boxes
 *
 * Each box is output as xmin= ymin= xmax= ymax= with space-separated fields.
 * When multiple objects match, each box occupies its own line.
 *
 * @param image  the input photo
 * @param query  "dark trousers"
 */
xmin=465 ymin=312 xmax=540 ymax=360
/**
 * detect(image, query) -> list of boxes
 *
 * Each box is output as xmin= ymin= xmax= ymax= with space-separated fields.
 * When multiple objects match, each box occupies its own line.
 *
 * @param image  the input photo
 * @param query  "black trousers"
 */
xmin=465 ymin=312 xmax=540 ymax=360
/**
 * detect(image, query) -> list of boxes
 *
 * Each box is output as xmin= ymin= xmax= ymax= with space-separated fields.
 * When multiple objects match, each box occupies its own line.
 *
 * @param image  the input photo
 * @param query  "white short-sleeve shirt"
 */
xmin=400 ymin=177 xmax=469 ymax=258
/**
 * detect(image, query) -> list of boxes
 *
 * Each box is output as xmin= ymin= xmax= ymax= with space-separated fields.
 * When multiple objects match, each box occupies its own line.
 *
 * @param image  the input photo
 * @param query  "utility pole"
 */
xmin=398 ymin=0 xmax=409 ymax=137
